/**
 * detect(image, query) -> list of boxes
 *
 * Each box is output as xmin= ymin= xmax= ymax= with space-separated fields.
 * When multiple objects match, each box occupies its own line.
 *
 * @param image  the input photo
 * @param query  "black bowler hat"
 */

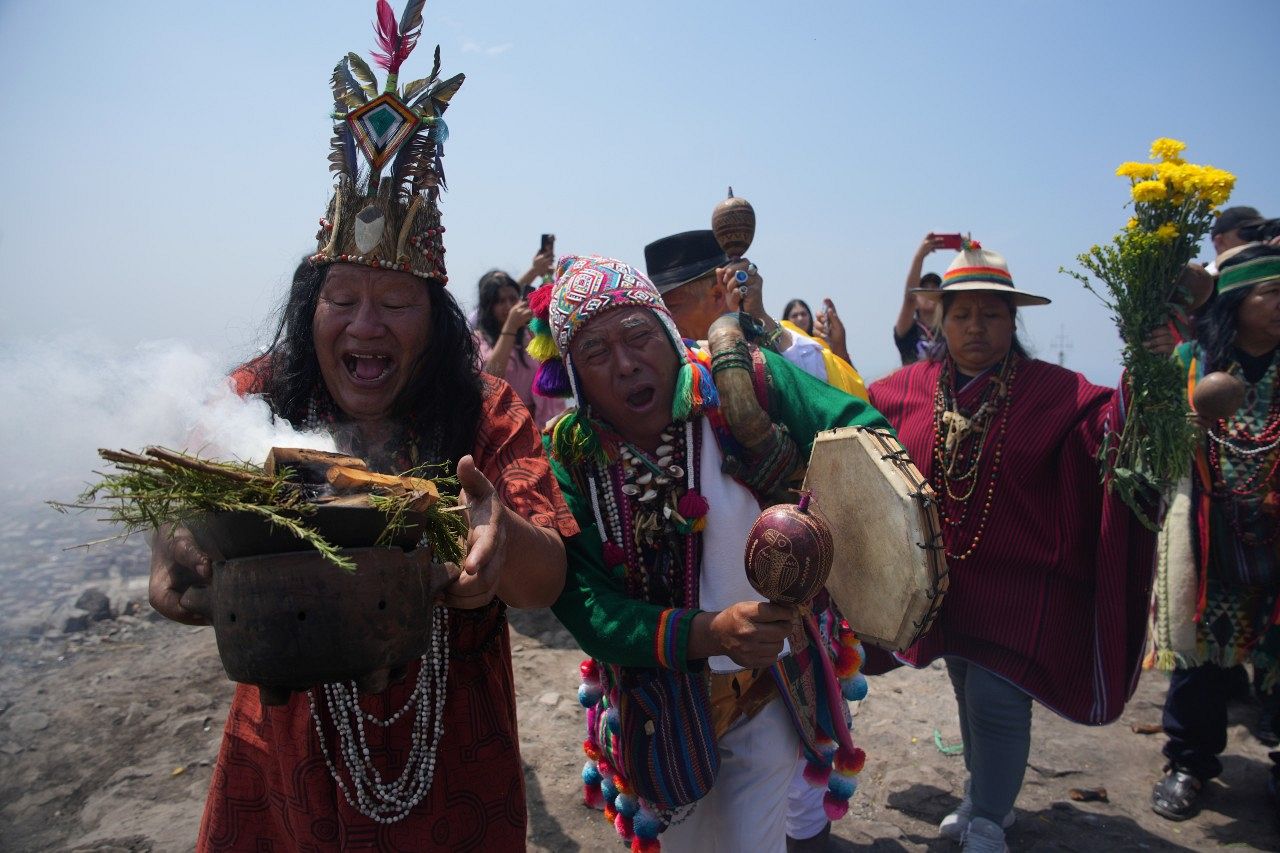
xmin=644 ymin=230 xmax=728 ymax=294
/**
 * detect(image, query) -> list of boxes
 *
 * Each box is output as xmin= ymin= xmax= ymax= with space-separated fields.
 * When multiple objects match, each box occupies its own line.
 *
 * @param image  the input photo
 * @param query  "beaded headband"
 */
xmin=309 ymin=0 xmax=464 ymax=284
xmin=525 ymin=255 xmax=718 ymax=464
xmin=1217 ymin=252 xmax=1280 ymax=295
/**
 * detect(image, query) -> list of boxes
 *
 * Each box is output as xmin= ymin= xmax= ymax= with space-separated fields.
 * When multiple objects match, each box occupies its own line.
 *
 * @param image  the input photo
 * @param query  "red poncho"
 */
xmin=198 ymin=372 xmax=578 ymax=851
xmin=869 ymin=357 xmax=1155 ymax=724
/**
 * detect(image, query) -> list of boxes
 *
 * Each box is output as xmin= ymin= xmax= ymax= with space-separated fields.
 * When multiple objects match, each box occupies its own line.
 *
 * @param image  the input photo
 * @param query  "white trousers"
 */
xmin=786 ymin=755 xmax=828 ymax=840
xmin=661 ymin=698 xmax=801 ymax=853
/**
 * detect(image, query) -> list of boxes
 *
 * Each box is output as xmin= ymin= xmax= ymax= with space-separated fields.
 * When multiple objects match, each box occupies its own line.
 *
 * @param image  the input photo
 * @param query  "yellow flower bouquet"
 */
xmin=1064 ymin=138 xmax=1235 ymax=526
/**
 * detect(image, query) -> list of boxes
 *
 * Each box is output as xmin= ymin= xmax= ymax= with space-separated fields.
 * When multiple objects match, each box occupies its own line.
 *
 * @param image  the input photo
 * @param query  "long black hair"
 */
xmin=259 ymin=259 xmax=483 ymax=464
xmin=928 ymin=291 xmax=1030 ymax=363
xmin=1197 ymin=243 xmax=1280 ymax=372
xmin=782 ymin=298 xmax=814 ymax=335
xmin=476 ymin=269 xmax=527 ymax=365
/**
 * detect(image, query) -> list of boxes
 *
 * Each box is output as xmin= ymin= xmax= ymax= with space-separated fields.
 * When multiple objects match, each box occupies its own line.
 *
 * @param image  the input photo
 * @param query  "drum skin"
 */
xmin=745 ymin=499 xmax=834 ymax=605
xmin=801 ymin=427 xmax=948 ymax=651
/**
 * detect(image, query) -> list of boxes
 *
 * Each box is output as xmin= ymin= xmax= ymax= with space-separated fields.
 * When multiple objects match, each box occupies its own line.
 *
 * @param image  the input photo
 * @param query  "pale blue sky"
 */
xmin=2 ymin=0 xmax=1277 ymax=385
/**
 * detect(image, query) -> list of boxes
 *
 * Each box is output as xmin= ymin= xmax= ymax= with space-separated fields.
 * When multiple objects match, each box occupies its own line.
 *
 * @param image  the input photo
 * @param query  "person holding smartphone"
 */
xmin=473 ymin=245 xmax=566 ymax=427
xmin=894 ymin=233 xmax=954 ymax=365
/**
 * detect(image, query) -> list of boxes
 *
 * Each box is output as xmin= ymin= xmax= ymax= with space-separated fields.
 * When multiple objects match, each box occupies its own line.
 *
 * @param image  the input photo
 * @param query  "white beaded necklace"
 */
xmin=307 ymin=605 xmax=450 ymax=824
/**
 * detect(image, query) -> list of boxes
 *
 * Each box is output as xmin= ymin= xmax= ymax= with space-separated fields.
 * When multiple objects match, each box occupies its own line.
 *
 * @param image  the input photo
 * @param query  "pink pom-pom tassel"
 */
xmin=584 ymin=783 xmax=604 ymax=809
xmin=823 ymin=791 xmax=850 ymax=820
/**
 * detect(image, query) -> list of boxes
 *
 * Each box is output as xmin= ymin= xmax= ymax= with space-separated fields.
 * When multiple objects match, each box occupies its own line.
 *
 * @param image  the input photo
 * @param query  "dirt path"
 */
xmin=0 ymin=600 xmax=1275 ymax=851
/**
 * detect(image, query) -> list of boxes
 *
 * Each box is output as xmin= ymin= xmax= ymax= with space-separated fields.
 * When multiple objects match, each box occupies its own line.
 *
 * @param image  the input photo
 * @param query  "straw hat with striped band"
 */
xmin=913 ymin=246 xmax=1051 ymax=307
xmin=1216 ymin=243 xmax=1280 ymax=295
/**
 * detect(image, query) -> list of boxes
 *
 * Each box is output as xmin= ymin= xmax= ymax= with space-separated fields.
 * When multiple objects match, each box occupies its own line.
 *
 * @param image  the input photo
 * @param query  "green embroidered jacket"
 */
xmin=546 ymin=347 xmax=892 ymax=671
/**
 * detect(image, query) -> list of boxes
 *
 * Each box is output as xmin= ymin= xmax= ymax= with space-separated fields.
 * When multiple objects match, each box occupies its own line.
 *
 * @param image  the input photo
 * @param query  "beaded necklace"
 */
xmin=307 ymin=607 xmax=449 ymax=824
xmin=300 ymin=399 xmax=452 ymax=824
xmin=930 ymin=356 xmax=1019 ymax=561
xmin=1205 ymin=358 xmax=1280 ymax=544
xmin=586 ymin=419 xmax=707 ymax=607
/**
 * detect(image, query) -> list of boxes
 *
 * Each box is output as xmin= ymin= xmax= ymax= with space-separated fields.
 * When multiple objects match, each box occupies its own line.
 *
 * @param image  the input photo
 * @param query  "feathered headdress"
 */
xmin=527 ymin=256 xmax=718 ymax=465
xmin=311 ymin=0 xmax=464 ymax=284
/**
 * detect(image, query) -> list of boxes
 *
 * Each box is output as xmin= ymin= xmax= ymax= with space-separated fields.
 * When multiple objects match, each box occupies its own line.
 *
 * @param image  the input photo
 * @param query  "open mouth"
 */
xmin=626 ymin=386 xmax=656 ymax=410
xmin=343 ymin=353 xmax=394 ymax=383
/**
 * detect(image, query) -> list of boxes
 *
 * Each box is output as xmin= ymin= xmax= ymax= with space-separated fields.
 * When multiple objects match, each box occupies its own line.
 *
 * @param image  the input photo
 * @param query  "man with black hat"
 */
xmin=644 ymin=229 xmax=867 ymax=400
xmin=643 ymin=230 xmax=867 ymax=850
xmin=1208 ymin=206 xmax=1265 ymax=274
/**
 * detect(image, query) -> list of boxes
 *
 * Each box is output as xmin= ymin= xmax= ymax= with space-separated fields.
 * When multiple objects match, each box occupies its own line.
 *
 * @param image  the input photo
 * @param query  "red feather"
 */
xmin=371 ymin=0 xmax=420 ymax=74
xmin=371 ymin=0 xmax=401 ymax=71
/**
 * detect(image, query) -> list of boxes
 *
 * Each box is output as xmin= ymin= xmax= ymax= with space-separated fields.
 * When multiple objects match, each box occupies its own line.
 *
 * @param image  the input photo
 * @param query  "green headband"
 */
xmin=1217 ymin=256 xmax=1280 ymax=294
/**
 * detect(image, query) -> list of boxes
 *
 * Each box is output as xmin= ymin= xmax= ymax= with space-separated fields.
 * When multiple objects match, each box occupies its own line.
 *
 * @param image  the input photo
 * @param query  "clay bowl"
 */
xmin=179 ymin=508 xmax=459 ymax=704
xmin=186 ymin=505 xmax=427 ymax=562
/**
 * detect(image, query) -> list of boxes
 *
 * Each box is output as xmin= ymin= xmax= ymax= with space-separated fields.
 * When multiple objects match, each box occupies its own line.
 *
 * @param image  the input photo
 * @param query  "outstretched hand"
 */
xmin=441 ymin=455 xmax=508 ymax=609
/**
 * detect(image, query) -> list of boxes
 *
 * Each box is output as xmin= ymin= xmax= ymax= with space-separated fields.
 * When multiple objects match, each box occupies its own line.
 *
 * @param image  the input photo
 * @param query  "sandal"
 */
xmin=1151 ymin=766 xmax=1202 ymax=821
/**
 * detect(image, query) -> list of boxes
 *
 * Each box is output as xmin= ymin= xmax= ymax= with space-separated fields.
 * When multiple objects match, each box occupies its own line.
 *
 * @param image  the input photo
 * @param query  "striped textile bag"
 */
xmin=611 ymin=666 xmax=720 ymax=810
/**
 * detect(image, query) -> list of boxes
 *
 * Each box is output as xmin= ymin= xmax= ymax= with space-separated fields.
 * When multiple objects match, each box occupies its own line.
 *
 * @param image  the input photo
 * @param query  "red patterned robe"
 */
xmin=869 ymin=357 xmax=1156 ymax=724
xmin=198 ymin=372 xmax=578 ymax=851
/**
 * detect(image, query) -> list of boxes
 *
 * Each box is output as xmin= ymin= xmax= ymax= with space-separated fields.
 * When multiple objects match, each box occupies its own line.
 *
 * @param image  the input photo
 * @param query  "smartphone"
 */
xmin=540 ymin=233 xmax=555 ymax=255
xmin=936 ymin=233 xmax=964 ymax=250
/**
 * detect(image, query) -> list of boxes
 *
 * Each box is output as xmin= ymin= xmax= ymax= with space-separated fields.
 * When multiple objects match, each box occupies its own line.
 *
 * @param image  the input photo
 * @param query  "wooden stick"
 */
xmin=143 ymin=447 xmax=271 ymax=485
xmin=327 ymin=466 xmax=439 ymax=500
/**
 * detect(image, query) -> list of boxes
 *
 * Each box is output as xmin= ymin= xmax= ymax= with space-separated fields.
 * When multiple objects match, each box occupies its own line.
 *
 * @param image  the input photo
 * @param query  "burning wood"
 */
xmin=264 ymin=448 xmax=368 ymax=482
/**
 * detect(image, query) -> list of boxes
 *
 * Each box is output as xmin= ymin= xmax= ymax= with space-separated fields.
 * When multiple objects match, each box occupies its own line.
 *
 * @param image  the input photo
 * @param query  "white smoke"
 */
xmin=0 ymin=335 xmax=334 ymax=512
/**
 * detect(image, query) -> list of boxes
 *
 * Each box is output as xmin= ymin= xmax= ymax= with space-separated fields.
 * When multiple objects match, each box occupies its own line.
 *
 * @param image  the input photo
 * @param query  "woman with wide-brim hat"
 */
xmin=1149 ymin=242 xmax=1280 ymax=823
xmin=868 ymin=244 xmax=1165 ymax=852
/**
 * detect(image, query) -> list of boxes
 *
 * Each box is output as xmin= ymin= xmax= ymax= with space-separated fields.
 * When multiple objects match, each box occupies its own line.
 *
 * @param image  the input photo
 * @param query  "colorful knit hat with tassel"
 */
xmin=527 ymin=255 xmax=718 ymax=464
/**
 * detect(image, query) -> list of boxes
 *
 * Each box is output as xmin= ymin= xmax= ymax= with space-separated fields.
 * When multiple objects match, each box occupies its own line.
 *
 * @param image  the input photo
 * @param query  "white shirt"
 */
xmin=697 ymin=417 xmax=791 ymax=672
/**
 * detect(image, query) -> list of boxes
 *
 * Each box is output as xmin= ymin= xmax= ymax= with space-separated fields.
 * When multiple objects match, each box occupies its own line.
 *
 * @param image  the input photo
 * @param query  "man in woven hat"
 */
xmin=525 ymin=255 xmax=890 ymax=851
xmin=644 ymin=230 xmax=868 ymax=400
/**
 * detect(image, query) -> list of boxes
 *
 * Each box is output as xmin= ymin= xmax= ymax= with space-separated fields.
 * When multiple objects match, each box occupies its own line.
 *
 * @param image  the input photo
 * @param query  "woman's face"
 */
xmin=491 ymin=284 xmax=520 ymax=327
xmin=1235 ymin=280 xmax=1280 ymax=352
xmin=941 ymin=292 xmax=1015 ymax=374
xmin=786 ymin=303 xmax=812 ymax=332
xmin=312 ymin=264 xmax=432 ymax=423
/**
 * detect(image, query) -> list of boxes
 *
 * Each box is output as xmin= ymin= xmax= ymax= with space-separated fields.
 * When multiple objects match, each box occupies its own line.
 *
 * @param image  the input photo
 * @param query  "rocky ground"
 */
xmin=1 ymin=507 xmax=1278 ymax=851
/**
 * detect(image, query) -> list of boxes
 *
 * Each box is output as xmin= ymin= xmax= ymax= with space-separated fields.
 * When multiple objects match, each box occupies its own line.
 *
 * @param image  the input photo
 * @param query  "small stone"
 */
xmin=62 ymin=613 xmax=90 ymax=633
xmin=538 ymin=692 xmax=560 ymax=706
xmin=74 ymin=588 xmax=113 ymax=622
xmin=6 ymin=710 xmax=50 ymax=735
